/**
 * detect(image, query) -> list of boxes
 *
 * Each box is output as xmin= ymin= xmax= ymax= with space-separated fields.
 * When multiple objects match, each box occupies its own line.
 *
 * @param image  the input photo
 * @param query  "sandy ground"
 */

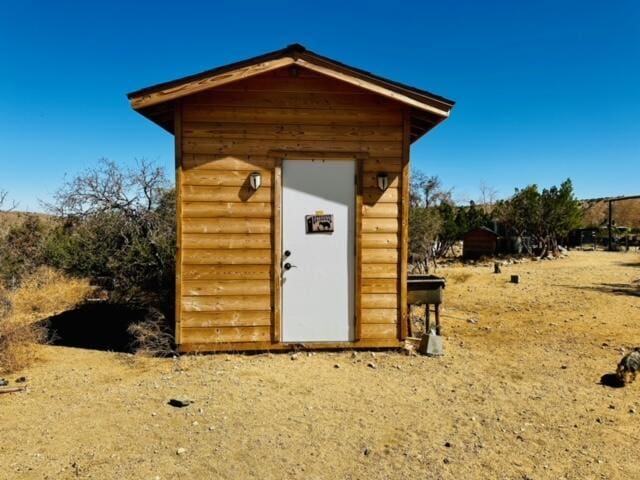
xmin=1 ymin=251 xmax=639 ymax=480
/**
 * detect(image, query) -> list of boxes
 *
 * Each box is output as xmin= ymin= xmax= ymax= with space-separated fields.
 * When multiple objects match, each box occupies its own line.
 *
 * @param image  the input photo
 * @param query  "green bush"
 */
xmin=45 ymin=159 xmax=176 ymax=309
xmin=0 ymin=215 xmax=50 ymax=287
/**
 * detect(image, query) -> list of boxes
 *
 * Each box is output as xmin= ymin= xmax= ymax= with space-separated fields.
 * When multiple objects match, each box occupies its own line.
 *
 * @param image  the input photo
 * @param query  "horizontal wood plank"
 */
xmin=182 ymin=279 xmax=271 ymax=296
xmin=181 ymin=326 xmax=271 ymax=343
xmin=182 ymin=233 xmax=271 ymax=249
xmin=361 ymin=278 xmax=399 ymax=294
xmin=363 ymin=187 xmax=398 ymax=204
xmin=361 ymin=323 xmax=398 ymax=339
xmin=183 ymin=201 xmax=272 ymax=218
xmin=361 ymin=233 xmax=399 ymax=248
xmin=181 ymin=185 xmax=271 ymax=202
xmin=361 ymin=172 xmax=400 ymax=189
xmin=362 ymin=203 xmax=399 ymax=218
xmin=182 ymin=249 xmax=271 ymax=265
xmin=362 ymin=248 xmax=399 ymax=264
xmin=182 ymin=295 xmax=271 ymax=312
xmin=361 ymin=264 xmax=398 ymax=279
xmin=182 ymin=265 xmax=272 ymax=280
xmin=182 ymin=170 xmax=273 ymax=187
xmin=363 ymin=158 xmax=402 ymax=173
xmin=182 ymin=154 xmax=274 ymax=171
xmin=182 ymin=138 xmax=402 ymax=157
xmin=182 ymin=104 xmax=403 ymax=126
xmin=361 ymin=308 xmax=399 ymax=324
xmin=362 ymin=218 xmax=399 ymax=233
xmin=210 ymin=74 xmax=368 ymax=95
xmin=182 ymin=218 xmax=271 ymax=234
xmin=362 ymin=293 xmax=400 ymax=309
xmin=183 ymin=122 xmax=402 ymax=142
xmin=181 ymin=311 xmax=272 ymax=328
xmin=182 ymin=91 xmax=401 ymax=110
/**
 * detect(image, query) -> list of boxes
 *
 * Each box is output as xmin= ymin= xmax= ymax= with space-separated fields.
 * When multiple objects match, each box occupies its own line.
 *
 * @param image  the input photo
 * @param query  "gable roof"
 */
xmin=127 ymin=43 xmax=455 ymax=141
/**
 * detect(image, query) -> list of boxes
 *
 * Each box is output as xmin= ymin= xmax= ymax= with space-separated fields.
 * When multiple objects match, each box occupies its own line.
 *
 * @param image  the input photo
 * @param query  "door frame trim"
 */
xmin=269 ymin=150 xmax=367 ymax=344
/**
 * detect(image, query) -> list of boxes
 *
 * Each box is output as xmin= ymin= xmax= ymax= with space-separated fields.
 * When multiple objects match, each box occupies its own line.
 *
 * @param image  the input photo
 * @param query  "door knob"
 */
xmin=284 ymin=250 xmax=291 ymax=257
xmin=284 ymin=262 xmax=297 ymax=270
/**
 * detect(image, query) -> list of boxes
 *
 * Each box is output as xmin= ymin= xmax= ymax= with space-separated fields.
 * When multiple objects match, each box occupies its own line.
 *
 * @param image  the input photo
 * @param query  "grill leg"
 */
xmin=435 ymin=304 xmax=441 ymax=335
xmin=425 ymin=304 xmax=430 ymax=334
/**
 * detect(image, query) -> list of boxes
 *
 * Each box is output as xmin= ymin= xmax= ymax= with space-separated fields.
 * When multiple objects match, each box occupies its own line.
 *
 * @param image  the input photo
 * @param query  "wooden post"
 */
xmin=355 ymin=157 xmax=364 ymax=342
xmin=398 ymin=108 xmax=411 ymax=340
xmin=272 ymin=158 xmax=282 ymax=343
xmin=174 ymin=102 xmax=183 ymax=345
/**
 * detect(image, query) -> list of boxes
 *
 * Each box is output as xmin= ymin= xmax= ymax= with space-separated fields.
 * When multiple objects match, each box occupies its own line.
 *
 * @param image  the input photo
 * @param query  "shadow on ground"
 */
xmin=43 ymin=303 xmax=146 ymax=352
xmin=557 ymin=282 xmax=640 ymax=298
xmin=618 ymin=260 xmax=640 ymax=268
xmin=600 ymin=373 xmax=625 ymax=388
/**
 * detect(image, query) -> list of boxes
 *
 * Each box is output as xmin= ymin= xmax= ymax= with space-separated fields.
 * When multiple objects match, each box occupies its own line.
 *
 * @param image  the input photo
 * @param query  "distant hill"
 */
xmin=0 ymin=211 xmax=54 ymax=235
xmin=581 ymin=198 xmax=640 ymax=229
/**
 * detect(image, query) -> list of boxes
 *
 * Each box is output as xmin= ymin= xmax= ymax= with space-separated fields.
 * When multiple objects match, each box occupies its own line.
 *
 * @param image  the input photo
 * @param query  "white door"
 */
xmin=281 ymin=159 xmax=355 ymax=342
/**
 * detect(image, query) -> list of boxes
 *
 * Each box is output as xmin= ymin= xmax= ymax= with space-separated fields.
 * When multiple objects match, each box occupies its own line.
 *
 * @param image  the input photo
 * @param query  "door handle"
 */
xmin=284 ymin=262 xmax=297 ymax=271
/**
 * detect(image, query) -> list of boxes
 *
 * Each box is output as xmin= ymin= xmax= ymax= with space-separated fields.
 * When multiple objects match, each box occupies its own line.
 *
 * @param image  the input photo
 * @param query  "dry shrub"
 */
xmin=9 ymin=267 xmax=92 ymax=323
xmin=127 ymin=308 xmax=175 ymax=357
xmin=0 ymin=267 xmax=91 ymax=374
xmin=0 ymin=310 xmax=46 ymax=375
xmin=0 ymin=283 xmax=45 ymax=374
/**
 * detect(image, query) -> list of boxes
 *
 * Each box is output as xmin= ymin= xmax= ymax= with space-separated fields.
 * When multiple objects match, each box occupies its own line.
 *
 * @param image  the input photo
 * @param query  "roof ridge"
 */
xmin=126 ymin=43 xmax=455 ymax=108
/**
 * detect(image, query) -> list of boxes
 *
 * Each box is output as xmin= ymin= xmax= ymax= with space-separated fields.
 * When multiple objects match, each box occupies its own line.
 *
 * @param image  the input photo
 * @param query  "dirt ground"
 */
xmin=1 ymin=251 xmax=639 ymax=480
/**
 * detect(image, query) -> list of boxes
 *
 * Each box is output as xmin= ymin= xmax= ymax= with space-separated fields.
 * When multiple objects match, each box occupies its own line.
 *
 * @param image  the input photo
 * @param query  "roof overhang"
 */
xmin=127 ymin=44 xmax=455 ymax=142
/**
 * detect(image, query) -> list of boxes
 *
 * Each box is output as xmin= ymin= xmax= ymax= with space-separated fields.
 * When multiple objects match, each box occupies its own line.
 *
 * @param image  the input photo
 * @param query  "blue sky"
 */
xmin=1 ymin=0 xmax=638 ymax=211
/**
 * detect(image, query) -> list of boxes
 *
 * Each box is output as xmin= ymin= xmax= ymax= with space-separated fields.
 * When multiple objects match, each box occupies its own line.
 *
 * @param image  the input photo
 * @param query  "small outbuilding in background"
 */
xmin=127 ymin=44 xmax=454 ymax=352
xmin=463 ymin=226 xmax=499 ymax=259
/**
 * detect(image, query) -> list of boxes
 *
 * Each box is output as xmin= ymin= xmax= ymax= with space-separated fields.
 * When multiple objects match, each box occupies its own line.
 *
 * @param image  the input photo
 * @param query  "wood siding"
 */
xmin=177 ymin=66 xmax=408 ymax=350
xmin=463 ymin=229 xmax=498 ymax=259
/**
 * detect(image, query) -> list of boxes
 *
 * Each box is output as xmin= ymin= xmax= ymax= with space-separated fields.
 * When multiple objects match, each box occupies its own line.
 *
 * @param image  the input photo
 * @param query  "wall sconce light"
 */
xmin=249 ymin=171 xmax=262 ymax=190
xmin=377 ymin=172 xmax=389 ymax=191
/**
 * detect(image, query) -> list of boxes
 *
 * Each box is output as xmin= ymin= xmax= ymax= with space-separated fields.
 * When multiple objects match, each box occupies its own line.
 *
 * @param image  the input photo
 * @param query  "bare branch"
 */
xmin=0 ymin=190 xmax=18 ymax=213
xmin=478 ymin=181 xmax=498 ymax=214
xmin=45 ymin=158 xmax=169 ymax=218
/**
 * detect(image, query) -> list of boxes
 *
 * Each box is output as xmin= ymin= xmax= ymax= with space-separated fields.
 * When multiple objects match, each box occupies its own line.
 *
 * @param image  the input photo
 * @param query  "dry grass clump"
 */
xmin=9 ymin=267 xmax=92 ymax=323
xmin=0 ymin=267 xmax=91 ymax=374
xmin=0 ymin=308 xmax=46 ymax=375
xmin=127 ymin=308 xmax=175 ymax=357
xmin=0 ymin=283 xmax=45 ymax=374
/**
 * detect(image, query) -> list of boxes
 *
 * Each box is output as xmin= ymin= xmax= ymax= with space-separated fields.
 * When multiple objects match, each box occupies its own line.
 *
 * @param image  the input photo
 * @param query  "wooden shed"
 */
xmin=127 ymin=44 xmax=454 ymax=352
xmin=463 ymin=227 xmax=499 ymax=259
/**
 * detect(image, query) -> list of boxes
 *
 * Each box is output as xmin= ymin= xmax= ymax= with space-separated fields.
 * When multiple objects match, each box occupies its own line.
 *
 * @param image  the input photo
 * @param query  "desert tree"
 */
xmin=539 ymin=179 xmax=583 ymax=256
xmin=409 ymin=171 xmax=496 ymax=267
xmin=495 ymin=179 xmax=582 ymax=257
xmin=409 ymin=172 xmax=455 ymax=271
xmin=45 ymin=158 xmax=176 ymax=308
